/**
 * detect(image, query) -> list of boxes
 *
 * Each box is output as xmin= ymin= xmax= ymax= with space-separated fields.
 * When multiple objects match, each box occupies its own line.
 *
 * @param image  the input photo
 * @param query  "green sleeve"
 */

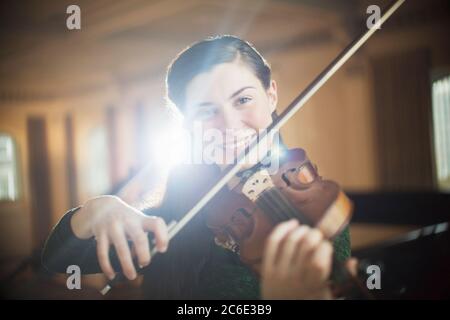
xmin=333 ymin=225 xmax=351 ymax=261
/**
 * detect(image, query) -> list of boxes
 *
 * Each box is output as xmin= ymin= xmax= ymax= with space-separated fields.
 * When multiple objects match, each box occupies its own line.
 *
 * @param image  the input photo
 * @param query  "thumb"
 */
xmin=346 ymin=258 xmax=358 ymax=277
xmin=141 ymin=216 xmax=169 ymax=253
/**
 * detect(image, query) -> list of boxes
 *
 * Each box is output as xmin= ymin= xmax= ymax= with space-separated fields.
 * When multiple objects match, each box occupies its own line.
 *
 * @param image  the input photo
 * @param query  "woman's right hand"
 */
xmin=70 ymin=195 xmax=169 ymax=281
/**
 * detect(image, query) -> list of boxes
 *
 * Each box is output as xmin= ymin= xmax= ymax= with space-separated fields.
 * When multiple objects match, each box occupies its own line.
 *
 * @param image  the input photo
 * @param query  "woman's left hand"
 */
xmin=261 ymin=219 xmax=333 ymax=300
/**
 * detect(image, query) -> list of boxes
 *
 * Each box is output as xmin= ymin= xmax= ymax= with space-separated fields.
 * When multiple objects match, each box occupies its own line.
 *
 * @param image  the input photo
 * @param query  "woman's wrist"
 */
xmin=70 ymin=205 xmax=93 ymax=239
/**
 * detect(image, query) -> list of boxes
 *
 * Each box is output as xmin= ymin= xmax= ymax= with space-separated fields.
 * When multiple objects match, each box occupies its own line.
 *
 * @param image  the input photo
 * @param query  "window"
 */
xmin=86 ymin=126 xmax=111 ymax=196
xmin=432 ymin=75 xmax=450 ymax=191
xmin=0 ymin=133 xmax=19 ymax=201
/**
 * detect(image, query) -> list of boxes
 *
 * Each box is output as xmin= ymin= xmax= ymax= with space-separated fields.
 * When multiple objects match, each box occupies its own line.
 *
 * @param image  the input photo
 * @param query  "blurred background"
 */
xmin=0 ymin=0 xmax=449 ymax=298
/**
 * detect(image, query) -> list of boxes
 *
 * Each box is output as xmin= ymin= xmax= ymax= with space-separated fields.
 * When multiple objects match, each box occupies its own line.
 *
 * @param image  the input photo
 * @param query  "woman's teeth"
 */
xmin=222 ymin=134 xmax=256 ymax=149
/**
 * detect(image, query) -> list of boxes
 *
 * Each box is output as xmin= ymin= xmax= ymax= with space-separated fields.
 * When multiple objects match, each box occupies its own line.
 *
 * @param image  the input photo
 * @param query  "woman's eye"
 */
xmin=236 ymin=96 xmax=252 ymax=106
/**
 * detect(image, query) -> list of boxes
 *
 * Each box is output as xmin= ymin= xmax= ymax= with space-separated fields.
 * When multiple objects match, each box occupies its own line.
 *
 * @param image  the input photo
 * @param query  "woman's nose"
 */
xmin=221 ymin=106 xmax=242 ymax=130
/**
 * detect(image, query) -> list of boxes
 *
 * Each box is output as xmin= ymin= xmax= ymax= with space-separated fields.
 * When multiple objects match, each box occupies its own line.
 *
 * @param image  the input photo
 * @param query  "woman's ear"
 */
xmin=267 ymin=79 xmax=278 ymax=113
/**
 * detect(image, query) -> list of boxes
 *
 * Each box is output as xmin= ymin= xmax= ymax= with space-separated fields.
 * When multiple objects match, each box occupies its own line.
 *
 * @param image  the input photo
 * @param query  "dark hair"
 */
xmin=166 ymin=35 xmax=271 ymax=112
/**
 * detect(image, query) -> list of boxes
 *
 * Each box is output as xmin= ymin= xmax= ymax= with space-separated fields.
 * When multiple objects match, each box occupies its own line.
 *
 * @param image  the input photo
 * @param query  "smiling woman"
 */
xmin=168 ymin=36 xmax=278 ymax=168
xmin=41 ymin=35 xmax=351 ymax=300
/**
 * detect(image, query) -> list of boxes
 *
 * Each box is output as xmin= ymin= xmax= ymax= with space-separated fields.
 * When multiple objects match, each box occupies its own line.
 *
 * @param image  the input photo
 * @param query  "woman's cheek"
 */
xmin=204 ymin=118 xmax=225 ymax=131
xmin=246 ymin=109 xmax=272 ymax=129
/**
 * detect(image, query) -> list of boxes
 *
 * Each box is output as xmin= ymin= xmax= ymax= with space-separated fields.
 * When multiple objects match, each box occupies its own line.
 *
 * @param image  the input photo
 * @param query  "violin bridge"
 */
xmin=241 ymin=169 xmax=274 ymax=202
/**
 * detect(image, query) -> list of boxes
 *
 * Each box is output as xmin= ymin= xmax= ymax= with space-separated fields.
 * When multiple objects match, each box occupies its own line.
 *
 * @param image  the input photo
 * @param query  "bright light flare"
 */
xmin=152 ymin=123 xmax=190 ymax=172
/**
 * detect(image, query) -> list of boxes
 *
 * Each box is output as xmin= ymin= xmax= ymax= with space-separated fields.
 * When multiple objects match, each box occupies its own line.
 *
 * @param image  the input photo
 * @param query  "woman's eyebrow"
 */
xmin=193 ymin=86 xmax=256 ymax=108
xmin=228 ymin=86 xmax=255 ymax=100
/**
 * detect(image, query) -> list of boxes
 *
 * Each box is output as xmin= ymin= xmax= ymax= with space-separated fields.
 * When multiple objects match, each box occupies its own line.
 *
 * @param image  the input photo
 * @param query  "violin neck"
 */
xmin=255 ymin=187 xmax=313 ymax=225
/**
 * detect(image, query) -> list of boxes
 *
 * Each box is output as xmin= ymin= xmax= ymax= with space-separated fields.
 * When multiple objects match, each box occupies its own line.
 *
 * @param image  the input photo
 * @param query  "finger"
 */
xmin=306 ymin=241 xmax=333 ymax=282
xmin=262 ymin=219 xmax=298 ymax=276
xmin=96 ymin=231 xmax=115 ymax=280
xmin=142 ymin=216 xmax=169 ymax=253
xmin=109 ymin=222 xmax=137 ymax=280
xmin=278 ymin=225 xmax=309 ymax=275
xmin=294 ymin=229 xmax=323 ymax=267
xmin=346 ymin=258 xmax=358 ymax=277
xmin=126 ymin=224 xmax=151 ymax=268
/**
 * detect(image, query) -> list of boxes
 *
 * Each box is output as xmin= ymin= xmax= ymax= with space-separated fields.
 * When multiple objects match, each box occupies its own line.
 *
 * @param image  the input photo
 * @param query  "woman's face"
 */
xmin=183 ymin=60 xmax=278 ymax=165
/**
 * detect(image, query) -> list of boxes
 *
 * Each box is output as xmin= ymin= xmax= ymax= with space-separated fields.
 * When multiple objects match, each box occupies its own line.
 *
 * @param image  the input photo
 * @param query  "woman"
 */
xmin=42 ymin=35 xmax=352 ymax=299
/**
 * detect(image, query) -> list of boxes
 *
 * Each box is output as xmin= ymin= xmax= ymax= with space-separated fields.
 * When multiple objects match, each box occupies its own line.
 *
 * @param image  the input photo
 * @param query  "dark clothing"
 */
xmin=42 ymin=164 xmax=351 ymax=299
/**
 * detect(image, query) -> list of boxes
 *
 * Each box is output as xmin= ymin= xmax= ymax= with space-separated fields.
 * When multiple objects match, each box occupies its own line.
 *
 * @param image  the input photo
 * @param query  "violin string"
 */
xmin=258 ymin=190 xmax=293 ymax=222
xmin=261 ymin=190 xmax=294 ymax=221
xmin=259 ymin=188 xmax=298 ymax=222
xmin=262 ymin=188 xmax=307 ymax=224
xmin=272 ymin=188 xmax=314 ymax=225
xmin=256 ymin=194 xmax=285 ymax=223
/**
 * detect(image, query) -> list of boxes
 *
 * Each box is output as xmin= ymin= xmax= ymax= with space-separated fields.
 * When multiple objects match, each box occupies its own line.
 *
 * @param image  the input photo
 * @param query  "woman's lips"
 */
xmin=220 ymin=133 xmax=257 ymax=151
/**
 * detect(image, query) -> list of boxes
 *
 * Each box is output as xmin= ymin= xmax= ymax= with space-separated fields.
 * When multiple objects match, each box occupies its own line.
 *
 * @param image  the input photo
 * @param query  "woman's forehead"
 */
xmin=185 ymin=62 xmax=263 ymax=106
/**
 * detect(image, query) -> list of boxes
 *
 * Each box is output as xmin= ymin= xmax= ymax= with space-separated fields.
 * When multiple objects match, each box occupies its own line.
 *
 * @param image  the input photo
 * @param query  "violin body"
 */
xmin=205 ymin=148 xmax=353 ymax=274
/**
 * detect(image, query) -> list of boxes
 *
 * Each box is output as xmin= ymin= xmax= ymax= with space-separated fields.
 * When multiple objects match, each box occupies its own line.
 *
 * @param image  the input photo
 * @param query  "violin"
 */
xmin=205 ymin=148 xmax=351 ymax=272
xmin=204 ymin=147 xmax=370 ymax=298
xmin=100 ymin=0 xmax=406 ymax=296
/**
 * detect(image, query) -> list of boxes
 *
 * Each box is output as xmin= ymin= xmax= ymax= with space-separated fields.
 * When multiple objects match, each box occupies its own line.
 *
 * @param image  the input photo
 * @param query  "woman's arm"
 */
xmin=41 ymin=207 xmax=102 ymax=274
xmin=41 ymin=196 xmax=169 ymax=280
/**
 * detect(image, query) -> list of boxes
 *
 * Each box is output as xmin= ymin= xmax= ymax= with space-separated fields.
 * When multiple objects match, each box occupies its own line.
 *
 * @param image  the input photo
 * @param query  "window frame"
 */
xmin=430 ymin=70 xmax=450 ymax=191
xmin=0 ymin=132 xmax=21 ymax=202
